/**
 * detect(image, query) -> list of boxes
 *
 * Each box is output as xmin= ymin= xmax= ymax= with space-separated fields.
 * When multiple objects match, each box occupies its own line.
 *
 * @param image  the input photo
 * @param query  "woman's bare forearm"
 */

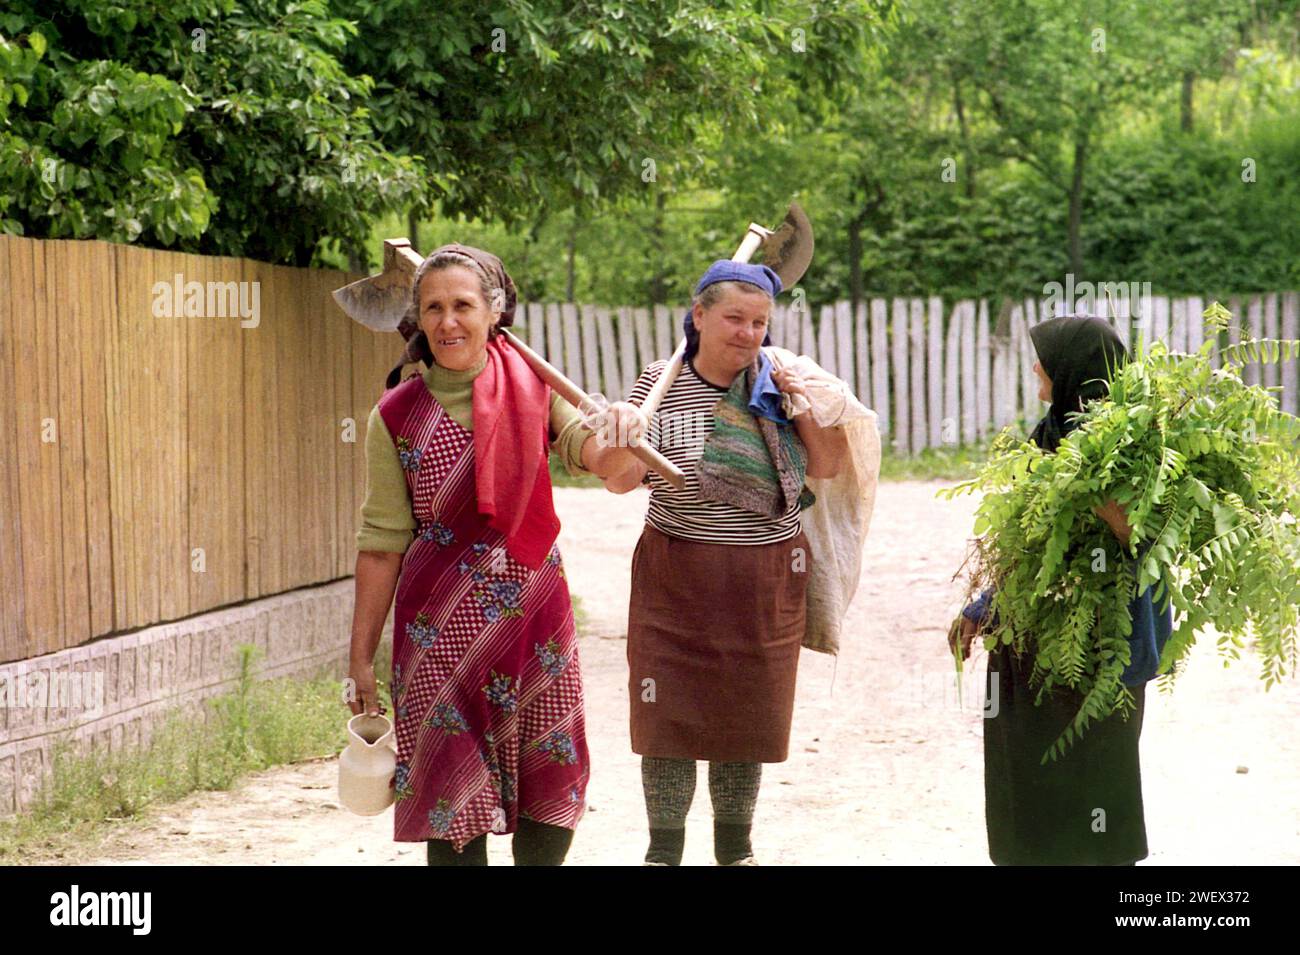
xmin=603 ymin=458 xmax=648 ymax=494
xmin=796 ymin=417 xmax=848 ymax=479
xmin=350 ymin=550 xmax=403 ymax=666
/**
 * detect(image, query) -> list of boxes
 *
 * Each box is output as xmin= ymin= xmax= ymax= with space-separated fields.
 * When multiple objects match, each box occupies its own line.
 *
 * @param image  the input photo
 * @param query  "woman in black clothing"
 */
xmin=953 ymin=315 xmax=1173 ymax=866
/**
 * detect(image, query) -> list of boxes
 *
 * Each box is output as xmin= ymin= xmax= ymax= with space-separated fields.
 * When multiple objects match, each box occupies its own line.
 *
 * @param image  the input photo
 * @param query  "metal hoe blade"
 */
xmin=763 ymin=201 xmax=814 ymax=290
xmin=331 ymin=238 xmax=422 ymax=332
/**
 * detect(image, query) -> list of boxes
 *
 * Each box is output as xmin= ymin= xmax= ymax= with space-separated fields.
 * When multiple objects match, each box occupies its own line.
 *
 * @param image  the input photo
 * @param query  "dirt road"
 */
xmin=71 ymin=482 xmax=1300 ymax=865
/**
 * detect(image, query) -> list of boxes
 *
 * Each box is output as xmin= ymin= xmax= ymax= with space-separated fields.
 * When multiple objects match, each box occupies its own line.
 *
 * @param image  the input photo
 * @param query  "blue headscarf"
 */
xmin=683 ymin=260 xmax=782 ymax=358
xmin=684 ymin=260 xmax=789 ymax=423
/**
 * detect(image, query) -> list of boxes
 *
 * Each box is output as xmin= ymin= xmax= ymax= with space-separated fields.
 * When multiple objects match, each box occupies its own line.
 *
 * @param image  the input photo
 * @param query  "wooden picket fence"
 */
xmin=513 ymin=292 xmax=1300 ymax=454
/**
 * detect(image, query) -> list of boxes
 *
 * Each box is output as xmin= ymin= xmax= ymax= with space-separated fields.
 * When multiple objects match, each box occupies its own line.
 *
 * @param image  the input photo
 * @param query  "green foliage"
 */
xmin=727 ymin=0 xmax=1299 ymax=305
xmin=941 ymin=307 xmax=1300 ymax=761
xmin=361 ymin=38 xmax=1300 ymax=308
xmin=0 ymin=0 xmax=420 ymax=263
xmin=335 ymin=0 xmax=888 ymax=226
xmin=2 ymin=0 xmax=889 ymax=267
xmin=6 ymin=0 xmax=1297 ymax=294
xmin=792 ymin=110 xmax=1300 ymax=303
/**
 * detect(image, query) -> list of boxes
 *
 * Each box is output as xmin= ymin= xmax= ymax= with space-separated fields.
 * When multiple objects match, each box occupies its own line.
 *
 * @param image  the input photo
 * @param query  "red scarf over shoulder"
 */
xmin=471 ymin=335 xmax=561 ymax=569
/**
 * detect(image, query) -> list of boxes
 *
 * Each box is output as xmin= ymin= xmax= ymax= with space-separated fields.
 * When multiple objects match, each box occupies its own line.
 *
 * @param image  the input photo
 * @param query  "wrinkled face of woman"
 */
xmin=417 ymin=265 xmax=497 ymax=371
xmin=692 ymin=284 xmax=771 ymax=376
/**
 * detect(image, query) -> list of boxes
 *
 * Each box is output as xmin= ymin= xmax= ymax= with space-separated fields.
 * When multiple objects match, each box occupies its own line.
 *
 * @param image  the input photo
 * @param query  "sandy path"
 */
xmin=66 ymin=482 xmax=1300 ymax=865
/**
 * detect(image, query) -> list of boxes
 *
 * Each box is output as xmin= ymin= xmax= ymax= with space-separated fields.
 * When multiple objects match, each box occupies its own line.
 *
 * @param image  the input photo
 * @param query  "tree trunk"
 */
xmin=848 ymin=180 xmax=885 ymax=319
xmin=847 ymin=214 xmax=864 ymax=318
xmin=407 ymin=208 xmax=420 ymax=254
xmin=954 ymin=78 xmax=976 ymax=198
xmin=565 ymin=213 xmax=578 ymax=302
xmin=517 ymin=218 xmax=545 ymax=288
xmin=1067 ymin=136 xmax=1088 ymax=282
xmin=1181 ymin=71 xmax=1194 ymax=132
xmin=649 ymin=191 xmax=667 ymax=304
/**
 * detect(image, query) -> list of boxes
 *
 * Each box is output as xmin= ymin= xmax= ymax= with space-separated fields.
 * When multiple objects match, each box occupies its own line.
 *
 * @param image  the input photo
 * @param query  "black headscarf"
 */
xmin=1028 ymin=316 xmax=1128 ymax=452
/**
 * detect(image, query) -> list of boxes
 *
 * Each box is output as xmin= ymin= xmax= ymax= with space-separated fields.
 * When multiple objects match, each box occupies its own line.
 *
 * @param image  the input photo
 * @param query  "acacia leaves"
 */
xmin=942 ymin=312 xmax=1300 ymax=761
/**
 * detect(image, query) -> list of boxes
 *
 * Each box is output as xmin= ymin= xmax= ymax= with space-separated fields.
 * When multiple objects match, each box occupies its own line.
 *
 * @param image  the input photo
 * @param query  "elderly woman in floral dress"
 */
xmin=347 ymin=244 xmax=641 ymax=866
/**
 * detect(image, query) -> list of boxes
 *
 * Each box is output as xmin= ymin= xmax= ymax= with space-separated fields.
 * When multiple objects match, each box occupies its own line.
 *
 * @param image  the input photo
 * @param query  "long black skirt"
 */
xmin=984 ymin=642 xmax=1149 ymax=865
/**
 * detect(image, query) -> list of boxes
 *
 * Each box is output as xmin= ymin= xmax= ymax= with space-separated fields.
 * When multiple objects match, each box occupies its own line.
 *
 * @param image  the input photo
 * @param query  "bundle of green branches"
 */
xmin=942 ymin=304 xmax=1300 ymax=761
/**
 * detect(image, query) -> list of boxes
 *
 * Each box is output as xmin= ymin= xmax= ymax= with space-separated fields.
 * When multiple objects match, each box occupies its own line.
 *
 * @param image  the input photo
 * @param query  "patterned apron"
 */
xmin=377 ymin=375 xmax=589 ymax=850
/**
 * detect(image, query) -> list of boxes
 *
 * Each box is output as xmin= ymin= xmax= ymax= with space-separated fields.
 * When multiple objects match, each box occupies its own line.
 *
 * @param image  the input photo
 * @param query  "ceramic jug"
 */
xmin=338 ymin=713 xmax=397 ymax=816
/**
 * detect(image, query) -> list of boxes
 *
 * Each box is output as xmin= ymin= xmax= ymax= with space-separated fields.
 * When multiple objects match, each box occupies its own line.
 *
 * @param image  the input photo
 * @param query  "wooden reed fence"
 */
xmin=0 ymin=236 xmax=397 ymax=665
xmin=512 ymin=293 xmax=1300 ymax=453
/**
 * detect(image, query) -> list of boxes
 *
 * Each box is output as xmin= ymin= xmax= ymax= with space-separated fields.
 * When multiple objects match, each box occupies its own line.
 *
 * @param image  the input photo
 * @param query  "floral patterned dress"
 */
xmin=378 ymin=374 xmax=590 ymax=850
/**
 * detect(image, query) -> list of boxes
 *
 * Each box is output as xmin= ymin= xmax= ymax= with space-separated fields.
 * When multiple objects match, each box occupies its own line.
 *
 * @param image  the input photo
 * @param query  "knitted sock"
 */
xmin=642 ymin=757 xmax=697 ymax=865
xmin=512 ymin=816 xmax=575 ymax=866
xmin=427 ymin=833 xmax=488 ymax=866
xmin=708 ymin=761 xmax=761 ymax=864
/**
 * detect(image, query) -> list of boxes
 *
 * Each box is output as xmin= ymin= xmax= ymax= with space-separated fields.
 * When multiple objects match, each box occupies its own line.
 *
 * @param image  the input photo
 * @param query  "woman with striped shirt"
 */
xmin=600 ymin=260 xmax=849 ymax=864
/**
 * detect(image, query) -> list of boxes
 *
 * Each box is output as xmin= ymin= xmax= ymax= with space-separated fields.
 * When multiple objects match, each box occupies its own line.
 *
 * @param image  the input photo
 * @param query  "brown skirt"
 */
xmin=627 ymin=524 xmax=809 ymax=762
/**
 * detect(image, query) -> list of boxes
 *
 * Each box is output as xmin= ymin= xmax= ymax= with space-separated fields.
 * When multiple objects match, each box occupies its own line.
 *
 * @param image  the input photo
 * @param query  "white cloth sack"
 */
xmin=765 ymin=346 xmax=882 ymax=655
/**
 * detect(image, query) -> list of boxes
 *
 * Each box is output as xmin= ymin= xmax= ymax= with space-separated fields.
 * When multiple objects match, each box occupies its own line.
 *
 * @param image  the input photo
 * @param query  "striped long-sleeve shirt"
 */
xmin=627 ymin=358 xmax=801 ymax=545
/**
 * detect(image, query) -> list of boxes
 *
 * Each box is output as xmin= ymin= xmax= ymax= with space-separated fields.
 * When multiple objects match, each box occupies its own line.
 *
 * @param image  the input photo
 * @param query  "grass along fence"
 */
xmin=0 ymin=641 xmax=372 ymax=858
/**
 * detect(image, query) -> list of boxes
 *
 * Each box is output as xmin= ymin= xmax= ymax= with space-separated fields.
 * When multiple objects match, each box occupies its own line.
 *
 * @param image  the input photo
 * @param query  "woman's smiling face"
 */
xmin=417 ymin=265 xmax=496 ymax=371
